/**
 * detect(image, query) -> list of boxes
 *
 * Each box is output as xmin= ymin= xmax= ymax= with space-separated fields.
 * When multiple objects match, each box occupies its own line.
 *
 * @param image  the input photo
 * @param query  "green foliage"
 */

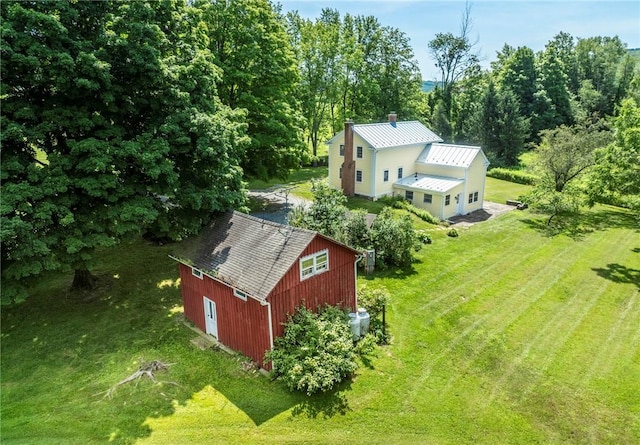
xmin=357 ymin=287 xmax=390 ymax=319
xmin=0 ymin=0 xmax=249 ymax=301
xmin=265 ymin=305 xmax=358 ymax=395
xmin=340 ymin=209 xmax=371 ymax=251
xmin=588 ymin=98 xmax=640 ymax=216
xmin=447 ymin=228 xmax=460 ymax=238
xmin=487 ymin=168 xmax=537 ymax=185
xmin=370 ymin=208 xmax=418 ymax=269
xmin=287 ymin=181 xmax=348 ymax=239
xmin=194 ymin=0 xmax=306 ymax=180
xmin=415 ymin=230 xmax=433 ymax=244
xmin=394 ymin=199 xmax=440 ymax=225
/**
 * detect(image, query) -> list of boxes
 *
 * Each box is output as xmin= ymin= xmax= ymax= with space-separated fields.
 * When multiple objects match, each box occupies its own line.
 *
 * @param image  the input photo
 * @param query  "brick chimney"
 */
xmin=388 ymin=112 xmax=397 ymax=127
xmin=341 ymin=120 xmax=355 ymax=197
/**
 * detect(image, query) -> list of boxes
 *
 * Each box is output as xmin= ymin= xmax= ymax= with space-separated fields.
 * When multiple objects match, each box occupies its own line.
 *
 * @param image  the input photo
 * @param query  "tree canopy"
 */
xmin=1 ymin=0 xmax=247 ymax=301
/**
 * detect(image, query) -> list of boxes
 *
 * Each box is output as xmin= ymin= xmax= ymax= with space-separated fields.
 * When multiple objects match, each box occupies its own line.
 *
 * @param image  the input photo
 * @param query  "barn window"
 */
xmin=300 ymin=249 xmax=329 ymax=280
xmin=233 ymin=288 xmax=247 ymax=301
xmin=191 ymin=267 xmax=203 ymax=279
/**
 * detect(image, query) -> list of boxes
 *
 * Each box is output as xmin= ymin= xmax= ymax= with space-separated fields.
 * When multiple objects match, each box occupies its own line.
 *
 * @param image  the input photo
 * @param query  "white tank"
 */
xmin=357 ymin=308 xmax=370 ymax=336
xmin=348 ymin=313 xmax=361 ymax=341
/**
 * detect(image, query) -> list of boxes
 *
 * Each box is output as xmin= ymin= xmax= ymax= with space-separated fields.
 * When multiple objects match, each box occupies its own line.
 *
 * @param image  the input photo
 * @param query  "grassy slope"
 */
xmin=2 ymin=208 xmax=639 ymax=444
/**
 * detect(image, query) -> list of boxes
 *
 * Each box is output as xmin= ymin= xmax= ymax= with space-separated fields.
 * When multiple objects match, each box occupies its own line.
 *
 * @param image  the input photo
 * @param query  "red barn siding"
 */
xmin=178 ymin=264 xmax=271 ymax=367
xmin=268 ymin=236 xmax=357 ymax=339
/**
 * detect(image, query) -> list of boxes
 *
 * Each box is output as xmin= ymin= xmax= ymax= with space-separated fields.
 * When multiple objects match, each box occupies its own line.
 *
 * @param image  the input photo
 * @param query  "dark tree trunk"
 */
xmin=72 ymin=269 xmax=96 ymax=291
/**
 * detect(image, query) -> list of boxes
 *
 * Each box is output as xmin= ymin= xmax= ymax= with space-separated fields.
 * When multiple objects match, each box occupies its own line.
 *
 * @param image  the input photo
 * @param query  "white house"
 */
xmin=327 ymin=114 xmax=490 ymax=220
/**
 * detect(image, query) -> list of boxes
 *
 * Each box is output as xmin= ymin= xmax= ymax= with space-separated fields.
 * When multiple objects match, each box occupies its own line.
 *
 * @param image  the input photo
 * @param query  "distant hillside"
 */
xmin=628 ymin=48 xmax=640 ymax=59
xmin=421 ymin=80 xmax=442 ymax=92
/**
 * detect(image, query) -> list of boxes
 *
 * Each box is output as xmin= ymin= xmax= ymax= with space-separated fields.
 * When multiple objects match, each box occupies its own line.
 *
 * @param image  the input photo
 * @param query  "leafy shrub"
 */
xmin=377 ymin=195 xmax=405 ymax=208
xmin=447 ymin=228 xmax=459 ymax=237
xmin=265 ymin=305 xmax=357 ymax=395
xmin=415 ymin=229 xmax=432 ymax=244
xmin=357 ymin=287 xmax=391 ymax=344
xmin=487 ymin=167 xmax=537 ymax=185
xmin=340 ymin=209 xmax=371 ymax=251
xmin=370 ymin=208 xmax=418 ymax=268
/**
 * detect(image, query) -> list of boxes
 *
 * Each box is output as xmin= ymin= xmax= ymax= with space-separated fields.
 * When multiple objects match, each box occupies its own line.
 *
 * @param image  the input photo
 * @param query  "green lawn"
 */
xmin=2 ymin=206 xmax=639 ymax=444
xmin=485 ymin=177 xmax=532 ymax=204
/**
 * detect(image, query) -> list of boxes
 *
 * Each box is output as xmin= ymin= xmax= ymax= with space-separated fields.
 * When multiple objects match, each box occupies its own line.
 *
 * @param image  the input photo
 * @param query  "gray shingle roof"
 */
xmin=171 ymin=211 xmax=318 ymax=301
xmin=328 ymin=121 xmax=442 ymax=149
xmin=417 ymin=143 xmax=484 ymax=168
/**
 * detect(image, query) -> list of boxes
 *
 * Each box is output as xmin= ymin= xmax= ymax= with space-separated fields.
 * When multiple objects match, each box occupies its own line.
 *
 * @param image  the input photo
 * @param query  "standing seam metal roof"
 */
xmin=327 ymin=121 xmax=443 ymax=149
xmin=417 ymin=143 xmax=483 ymax=168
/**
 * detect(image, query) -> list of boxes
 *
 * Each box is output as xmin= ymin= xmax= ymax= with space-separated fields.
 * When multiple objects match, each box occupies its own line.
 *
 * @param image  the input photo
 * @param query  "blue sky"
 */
xmin=277 ymin=1 xmax=640 ymax=80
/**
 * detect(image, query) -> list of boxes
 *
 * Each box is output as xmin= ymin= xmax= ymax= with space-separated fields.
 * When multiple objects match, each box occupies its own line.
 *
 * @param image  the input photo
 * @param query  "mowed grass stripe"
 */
xmin=481 ymin=229 xmax=627 ymax=401
xmin=432 ymin=233 xmax=612 ymax=398
xmin=399 ymin=230 xmax=592 ymax=402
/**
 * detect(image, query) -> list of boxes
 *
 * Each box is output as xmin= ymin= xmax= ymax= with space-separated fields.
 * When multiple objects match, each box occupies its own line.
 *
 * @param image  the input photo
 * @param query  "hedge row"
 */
xmin=487 ymin=167 xmax=537 ymax=185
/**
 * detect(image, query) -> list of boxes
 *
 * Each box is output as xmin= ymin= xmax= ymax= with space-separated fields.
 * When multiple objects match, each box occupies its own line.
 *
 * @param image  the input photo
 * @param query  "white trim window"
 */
xmin=339 ymin=144 xmax=345 ymax=156
xmin=397 ymin=167 xmax=403 ymax=179
xmin=356 ymin=146 xmax=363 ymax=158
xmin=356 ymin=170 xmax=363 ymax=182
xmin=233 ymin=288 xmax=248 ymax=301
xmin=405 ymin=190 xmax=414 ymax=201
xmin=468 ymin=191 xmax=479 ymax=203
xmin=423 ymin=193 xmax=432 ymax=204
xmin=300 ymin=250 xmax=329 ymax=280
xmin=383 ymin=169 xmax=389 ymax=182
xmin=191 ymin=267 xmax=203 ymax=279
xmin=445 ymin=194 xmax=451 ymax=206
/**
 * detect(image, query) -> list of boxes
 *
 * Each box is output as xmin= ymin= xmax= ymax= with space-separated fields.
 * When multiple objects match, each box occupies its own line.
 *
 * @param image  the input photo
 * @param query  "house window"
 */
xmin=383 ymin=170 xmax=389 ymax=182
xmin=405 ymin=190 xmax=414 ymax=201
xmin=339 ymin=144 xmax=344 ymax=156
xmin=191 ymin=267 xmax=203 ymax=279
xmin=233 ymin=288 xmax=247 ymax=301
xmin=300 ymin=250 xmax=329 ymax=280
xmin=356 ymin=170 xmax=363 ymax=182
xmin=356 ymin=146 xmax=363 ymax=158
xmin=339 ymin=166 xmax=342 ymax=179
xmin=474 ymin=191 xmax=479 ymax=202
xmin=397 ymin=167 xmax=403 ymax=179
xmin=445 ymin=194 xmax=451 ymax=206
xmin=468 ymin=193 xmax=474 ymax=204
xmin=423 ymin=193 xmax=432 ymax=204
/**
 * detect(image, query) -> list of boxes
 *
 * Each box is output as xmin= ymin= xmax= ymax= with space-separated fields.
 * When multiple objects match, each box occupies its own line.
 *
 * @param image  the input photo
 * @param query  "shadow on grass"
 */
xmin=290 ymin=381 xmax=352 ymax=420
xmin=592 ymin=263 xmax=640 ymax=289
xmin=520 ymin=206 xmax=639 ymax=240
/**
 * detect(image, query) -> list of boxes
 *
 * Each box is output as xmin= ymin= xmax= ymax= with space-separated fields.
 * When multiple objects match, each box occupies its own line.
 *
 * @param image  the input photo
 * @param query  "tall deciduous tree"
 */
xmin=1 ymin=0 xmax=247 ymax=301
xmin=527 ymin=124 xmax=612 ymax=224
xmin=588 ymin=98 xmax=640 ymax=216
xmin=195 ymin=0 xmax=306 ymax=180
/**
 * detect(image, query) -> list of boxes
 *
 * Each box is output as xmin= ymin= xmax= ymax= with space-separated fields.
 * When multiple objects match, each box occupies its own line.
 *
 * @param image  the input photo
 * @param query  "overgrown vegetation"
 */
xmin=487 ymin=167 xmax=537 ymax=185
xmin=356 ymin=287 xmax=391 ymax=344
xmin=265 ymin=306 xmax=359 ymax=395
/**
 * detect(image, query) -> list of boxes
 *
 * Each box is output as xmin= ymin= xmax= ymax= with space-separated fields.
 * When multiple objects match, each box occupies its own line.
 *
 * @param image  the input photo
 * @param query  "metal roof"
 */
xmin=395 ymin=174 xmax=464 ymax=193
xmin=328 ymin=121 xmax=442 ymax=149
xmin=171 ymin=211 xmax=317 ymax=301
xmin=417 ymin=143 xmax=484 ymax=168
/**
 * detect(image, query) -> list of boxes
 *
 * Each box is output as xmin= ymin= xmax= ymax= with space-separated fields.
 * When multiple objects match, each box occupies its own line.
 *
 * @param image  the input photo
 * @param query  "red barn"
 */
xmin=171 ymin=211 xmax=359 ymax=369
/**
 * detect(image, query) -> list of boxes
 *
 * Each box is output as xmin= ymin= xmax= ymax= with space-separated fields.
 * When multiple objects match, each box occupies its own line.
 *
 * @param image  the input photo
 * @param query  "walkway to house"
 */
xmin=448 ymin=201 xmax=515 ymax=227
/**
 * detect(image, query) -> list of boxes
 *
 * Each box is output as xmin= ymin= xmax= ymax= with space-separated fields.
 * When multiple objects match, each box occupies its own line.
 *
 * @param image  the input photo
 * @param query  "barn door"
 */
xmin=203 ymin=297 xmax=218 ymax=339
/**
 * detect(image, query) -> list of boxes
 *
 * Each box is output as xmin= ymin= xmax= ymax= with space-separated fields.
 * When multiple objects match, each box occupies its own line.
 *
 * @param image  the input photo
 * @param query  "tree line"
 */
xmin=1 ymin=0 xmax=637 ymax=302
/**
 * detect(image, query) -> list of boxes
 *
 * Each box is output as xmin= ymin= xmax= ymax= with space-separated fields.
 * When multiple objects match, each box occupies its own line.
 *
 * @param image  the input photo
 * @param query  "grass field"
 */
xmin=2 ymin=202 xmax=639 ymax=443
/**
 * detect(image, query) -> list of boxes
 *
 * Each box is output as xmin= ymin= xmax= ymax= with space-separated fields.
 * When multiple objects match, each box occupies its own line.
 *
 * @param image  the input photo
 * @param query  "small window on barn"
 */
xmin=300 ymin=249 xmax=330 ymax=280
xmin=445 ymin=194 xmax=451 ymax=206
xmin=191 ymin=267 xmax=203 ymax=279
xmin=423 ymin=193 xmax=432 ymax=204
xmin=233 ymin=288 xmax=247 ymax=301
xmin=339 ymin=144 xmax=345 ymax=156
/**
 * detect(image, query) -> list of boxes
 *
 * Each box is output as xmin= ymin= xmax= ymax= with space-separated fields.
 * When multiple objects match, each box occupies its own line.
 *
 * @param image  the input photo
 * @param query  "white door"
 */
xmin=203 ymin=297 xmax=218 ymax=339
xmin=457 ymin=193 xmax=464 ymax=215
